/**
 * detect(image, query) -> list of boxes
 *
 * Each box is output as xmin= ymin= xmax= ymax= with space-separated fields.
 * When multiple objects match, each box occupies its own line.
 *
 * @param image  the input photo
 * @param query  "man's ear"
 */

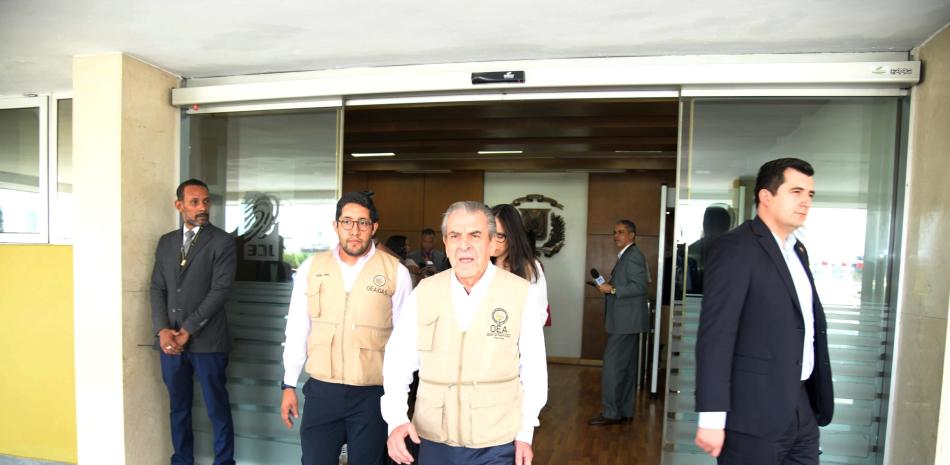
xmin=758 ymin=189 xmax=773 ymax=208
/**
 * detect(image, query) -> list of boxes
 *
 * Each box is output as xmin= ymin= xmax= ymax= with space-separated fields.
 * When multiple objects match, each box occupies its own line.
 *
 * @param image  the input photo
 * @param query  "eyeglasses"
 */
xmin=495 ymin=232 xmax=507 ymax=243
xmin=338 ymin=217 xmax=374 ymax=231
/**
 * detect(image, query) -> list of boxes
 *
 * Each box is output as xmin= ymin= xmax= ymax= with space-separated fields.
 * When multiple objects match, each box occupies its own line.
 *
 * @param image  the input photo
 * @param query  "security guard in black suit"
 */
xmin=694 ymin=158 xmax=833 ymax=465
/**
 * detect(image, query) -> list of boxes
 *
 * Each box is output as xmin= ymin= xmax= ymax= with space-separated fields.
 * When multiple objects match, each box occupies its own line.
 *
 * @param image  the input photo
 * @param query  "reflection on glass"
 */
xmin=663 ymin=98 xmax=901 ymax=465
xmin=54 ymin=99 xmax=73 ymax=239
xmin=188 ymin=109 xmax=340 ymax=282
xmin=187 ymin=108 xmax=341 ymax=465
xmin=0 ymin=107 xmax=40 ymax=235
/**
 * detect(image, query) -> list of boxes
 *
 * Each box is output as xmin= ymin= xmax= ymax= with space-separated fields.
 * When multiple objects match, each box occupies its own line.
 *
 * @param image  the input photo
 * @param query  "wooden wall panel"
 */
xmin=341 ymin=170 xmax=484 ymax=252
xmin=367 ymin=173 xmax=425 ymax=230
xmin=582 ymin=297 xmax=606 ymax=359
xmin=423 ymin=171 xmax=484 ymax=232
xmin=587 ymin=172 xmax=673 ymax=236
xmin=581 ymin=171 xmax=674 ymax=360
xmin=341 ymin=173 xmax=368 ymax=196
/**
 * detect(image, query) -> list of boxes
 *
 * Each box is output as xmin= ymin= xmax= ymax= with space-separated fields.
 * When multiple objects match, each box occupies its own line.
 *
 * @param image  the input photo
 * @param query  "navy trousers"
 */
xmin=418 ymin=439 xmax=515 ymax=465
xmin=718 ymin=384 xmax=820 ymax=465
xmin=160 ymin=351 xmax=235 ymax=465
xmin=299 ymin=378 xmax=388 ymax=465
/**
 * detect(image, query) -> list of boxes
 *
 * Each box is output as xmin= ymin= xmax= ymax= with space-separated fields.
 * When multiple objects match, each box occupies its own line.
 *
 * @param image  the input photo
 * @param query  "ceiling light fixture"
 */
xmin=614 ymin=150 xmax=664 ymax=153
xmin=478 ymin=150 xmax=523 ymax=155
xmin=351 ymin=152 xmax=396 ymax=158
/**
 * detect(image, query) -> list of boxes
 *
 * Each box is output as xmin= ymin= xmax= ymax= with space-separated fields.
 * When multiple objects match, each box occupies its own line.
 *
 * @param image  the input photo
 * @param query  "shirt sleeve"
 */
xmin=534 ymin=261 xmax=549 ymax=323
xmin=391 ymin=262 xmax=413 ymax=327
xmin=282 ymin=257 xmax=313 ymax=387
xmin=698 ymin=411 xmax=727 ymax=429
xmin=516 ymin=282 xmax=549 ymax=444
xmin=381 ymin=291 xmax=421 ymax=433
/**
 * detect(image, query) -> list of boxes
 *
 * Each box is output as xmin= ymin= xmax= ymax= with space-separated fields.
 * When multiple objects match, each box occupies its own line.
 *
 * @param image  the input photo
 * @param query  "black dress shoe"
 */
xmin=588 ymin=415 xmax=622 ymax=426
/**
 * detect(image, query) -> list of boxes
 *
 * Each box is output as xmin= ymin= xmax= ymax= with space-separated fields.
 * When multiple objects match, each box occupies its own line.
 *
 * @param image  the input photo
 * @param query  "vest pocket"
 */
xmin=469 ymin=382 xmax=522 ymax=445
xmin=306 ymin=322 xmax=336 ymax=379
xmin=356 ymin=326 xmax=392 ymax=385
xmin=416 ymin=315 xmax=439 ymax=351
xmin=305 ymin=288 xmax=321 ymax=318
xmin=412 ymin=384 xmax=448 ymax=443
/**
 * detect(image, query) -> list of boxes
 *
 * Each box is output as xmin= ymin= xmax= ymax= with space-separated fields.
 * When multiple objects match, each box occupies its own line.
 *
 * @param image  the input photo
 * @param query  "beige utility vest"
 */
xmin=305 ymin=250 xmax=400 ymax=386
xmin=412 ymin=268 xmax=529 ymax=448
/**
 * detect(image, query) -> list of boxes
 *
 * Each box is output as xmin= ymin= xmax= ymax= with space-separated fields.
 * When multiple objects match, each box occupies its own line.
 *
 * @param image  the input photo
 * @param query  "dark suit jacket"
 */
xmin=150 ymin=223 xmax=237 ymax=353
xmin=695 ymin=216 xmax=834 ymax=438
xmin=408 ymin=248 xmax=449 ymax=272
xmin=605 ymin=244 xmax=650 ymax=334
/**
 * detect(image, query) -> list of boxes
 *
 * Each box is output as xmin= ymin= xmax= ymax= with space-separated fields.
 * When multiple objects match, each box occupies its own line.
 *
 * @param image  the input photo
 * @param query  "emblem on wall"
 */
xmin=511 ymin=194 xmax=566 ymax=258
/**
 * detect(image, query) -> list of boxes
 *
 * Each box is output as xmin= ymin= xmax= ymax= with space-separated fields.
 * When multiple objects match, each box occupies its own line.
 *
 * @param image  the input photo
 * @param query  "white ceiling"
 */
xmin=1 ymin=0 xmax=949 ymax=96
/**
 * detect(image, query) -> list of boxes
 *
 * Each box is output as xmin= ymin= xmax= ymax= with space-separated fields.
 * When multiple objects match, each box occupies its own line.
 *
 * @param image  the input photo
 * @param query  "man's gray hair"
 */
xmin=441 ymin=201 xmax=496 ymax=237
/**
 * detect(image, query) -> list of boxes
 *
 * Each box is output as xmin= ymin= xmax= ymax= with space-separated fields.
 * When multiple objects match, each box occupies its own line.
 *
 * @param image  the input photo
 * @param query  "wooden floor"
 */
xmin=532 ymin=363 xmax=664 ymax=465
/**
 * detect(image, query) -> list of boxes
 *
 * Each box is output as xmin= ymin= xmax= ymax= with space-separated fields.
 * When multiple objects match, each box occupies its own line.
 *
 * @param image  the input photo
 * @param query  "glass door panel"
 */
xmin=663 ymin=98 xmax=902 ymax=465
xmin=186 ymin=108 xmax=342 ymax=465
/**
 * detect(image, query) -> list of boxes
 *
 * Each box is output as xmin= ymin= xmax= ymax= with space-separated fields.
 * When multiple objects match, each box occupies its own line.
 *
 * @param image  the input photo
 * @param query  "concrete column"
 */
xmin=886 ymin=24 xmax=950 ymax=465
xmin=73 ymin=53 xmax=180 ymax=465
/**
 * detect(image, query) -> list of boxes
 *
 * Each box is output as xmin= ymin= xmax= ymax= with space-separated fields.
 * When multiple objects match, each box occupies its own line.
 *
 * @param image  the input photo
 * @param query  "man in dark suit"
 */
xmin=408 ymin=228 xmax=449 ymax=277
xmin=694 ymin=158 xmax=834 ymax=464
xmin=589 ymin=219 xmax=650 ymax=426
xmin=150 ymin=178 xmax=237 ymax=465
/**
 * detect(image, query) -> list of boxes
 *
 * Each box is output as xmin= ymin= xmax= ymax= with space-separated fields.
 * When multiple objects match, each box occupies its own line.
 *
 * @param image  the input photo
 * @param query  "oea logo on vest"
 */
xmin=367 ymin=274 xmax=394 ymax=297
xmin=488 ymin=308 xmax=511 ymax=339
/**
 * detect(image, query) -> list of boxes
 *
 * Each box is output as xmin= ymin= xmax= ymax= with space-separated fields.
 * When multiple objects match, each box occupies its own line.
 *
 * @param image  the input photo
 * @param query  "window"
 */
xmin=0 ymin=95 xmax=72 ymax=244
xmin=0 ymin=96 xmax=47 ymax=243
xmin=50 ymin=97 xmax=73 ymax=242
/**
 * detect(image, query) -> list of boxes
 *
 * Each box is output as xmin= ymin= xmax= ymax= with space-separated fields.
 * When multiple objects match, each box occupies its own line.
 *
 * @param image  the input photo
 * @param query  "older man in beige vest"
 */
xmin=381 ymin=201 xmax=548 ymax=465
xmin=280 ymin=192 xmax=413 ymax=465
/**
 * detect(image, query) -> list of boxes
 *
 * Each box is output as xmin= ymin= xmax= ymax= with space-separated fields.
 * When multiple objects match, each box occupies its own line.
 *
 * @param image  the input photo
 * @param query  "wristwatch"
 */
xmin=280 ymin=382 xmax=296 ymax=391
xmin=610 ymin=287 xmax=617 ymax=295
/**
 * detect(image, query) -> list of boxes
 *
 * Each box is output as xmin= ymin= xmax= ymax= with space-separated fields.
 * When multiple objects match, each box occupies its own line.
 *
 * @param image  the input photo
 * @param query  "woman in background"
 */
xmin=491 ymin=204 xmax=549 ymax=324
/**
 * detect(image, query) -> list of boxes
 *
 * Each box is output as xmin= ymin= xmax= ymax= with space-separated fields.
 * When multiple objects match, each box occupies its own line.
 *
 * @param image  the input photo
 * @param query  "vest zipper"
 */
xmin=342 ymin=292 xmax=349 ymax=382
xmin=457 ymin=331 xmax=466 ymax=444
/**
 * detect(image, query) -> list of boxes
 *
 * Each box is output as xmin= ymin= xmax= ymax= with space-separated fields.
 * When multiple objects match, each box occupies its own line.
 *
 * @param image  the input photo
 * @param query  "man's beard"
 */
xmin=343 ymin=241 xmax=369 ymax=257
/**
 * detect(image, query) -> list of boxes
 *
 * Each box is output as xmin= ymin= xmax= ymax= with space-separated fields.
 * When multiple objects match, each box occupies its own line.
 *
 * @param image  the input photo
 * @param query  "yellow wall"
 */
xmin=0 ymin=245 xmax=77 ymax=463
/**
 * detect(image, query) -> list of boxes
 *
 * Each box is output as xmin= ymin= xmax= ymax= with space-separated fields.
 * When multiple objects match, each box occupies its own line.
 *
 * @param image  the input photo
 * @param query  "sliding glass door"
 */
xmin=185 ymin=107 xmax=342 ymax=464
xmin=663 ymin=97 xmax=904 ymax=465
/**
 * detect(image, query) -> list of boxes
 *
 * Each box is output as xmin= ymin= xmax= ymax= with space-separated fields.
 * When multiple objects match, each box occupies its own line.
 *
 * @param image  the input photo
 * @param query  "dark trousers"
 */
xmin=418 ymin=439 xmax=515 ymax=465
xmin=160 ymin=351 xmax=235 ymax=465
xmin=718 ymin=384 xmax=820 ymax=465
xmin=601 ymin=332 xmax=640 ymax=419
xmin=299 ymin=378 xmax=387 ymax=465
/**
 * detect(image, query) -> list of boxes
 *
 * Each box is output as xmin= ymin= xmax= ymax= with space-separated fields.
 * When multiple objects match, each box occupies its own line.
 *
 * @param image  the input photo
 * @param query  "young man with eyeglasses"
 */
xmin=280 ymin=191 xmax=413 ymax=465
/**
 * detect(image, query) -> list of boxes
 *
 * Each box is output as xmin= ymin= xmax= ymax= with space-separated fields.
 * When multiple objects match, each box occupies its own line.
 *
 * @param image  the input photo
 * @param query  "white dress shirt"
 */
xmin=281 ymin=243 xmax=413 ymax=386
xmin=182 ymin=225 xmax=201 ymax=244
xmin=698 ymin=232 xmax=816 ymax=430
xmin=531 ymin=260 xmax=549 ymax=323
xmin=380 ymin=264 xmax=549 ymax=444
xmin=617 ymin=242 xmax=632 ymax=259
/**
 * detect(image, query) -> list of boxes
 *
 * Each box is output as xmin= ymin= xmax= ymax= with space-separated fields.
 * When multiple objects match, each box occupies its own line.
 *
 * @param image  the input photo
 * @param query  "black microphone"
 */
xmin=590 ymin=268 xmax=606 ymax=286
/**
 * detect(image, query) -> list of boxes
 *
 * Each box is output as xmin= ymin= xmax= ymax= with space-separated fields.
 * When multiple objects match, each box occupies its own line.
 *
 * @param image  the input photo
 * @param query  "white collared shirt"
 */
xmin=697 ymin=231 xmax=816 ymax=430
xmin=380 ymin=264 xmax=549 ymax=444
xmin=182 ymin=225 xmax=201 ymax=245
xmin=281 ymin=243 xmax=413 ymax=386
xmin=775 ymin=232 xmax=815 ymax=382
xmin=617 ymin=242 xmax=633 ymax=259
